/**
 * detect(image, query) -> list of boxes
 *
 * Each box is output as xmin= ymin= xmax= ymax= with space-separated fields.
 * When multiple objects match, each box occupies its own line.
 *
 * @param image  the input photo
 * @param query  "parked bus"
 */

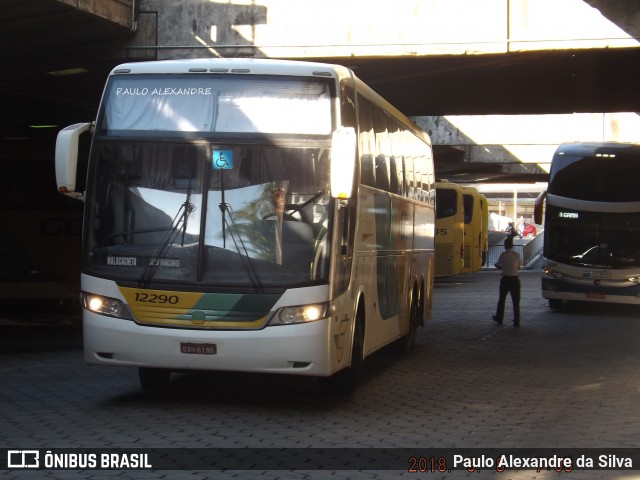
xmin=0 ymin=135 xmax=82 ymax=322
xmin=461 ymin=186 xmax=485 ymax=273
xmin=480 ymin=193 xmax=489 ymax=267
xmin=55 ymin=58 xmax=435 ymax=393
xmin=434 ymin=181 xmax=464 ymax=276
xmin=534 ymin=142 xmax=640 ymax=309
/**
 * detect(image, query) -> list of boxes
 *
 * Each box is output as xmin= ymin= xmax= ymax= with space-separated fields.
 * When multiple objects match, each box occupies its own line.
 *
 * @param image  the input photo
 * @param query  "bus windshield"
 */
xmin=544 ymin=205 xmax=640 ymax=268
xmin=436 ymin=188 xmax=458 ymax=219
xmin=463 ymin=193 xmax=474 ymax=224
xmin=85 ymin=141 xmax=332 ymax=288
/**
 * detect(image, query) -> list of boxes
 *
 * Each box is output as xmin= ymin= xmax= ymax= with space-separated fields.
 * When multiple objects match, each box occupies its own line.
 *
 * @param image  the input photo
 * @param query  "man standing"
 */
xmin=493 ymin=236 xmax=522 ymax=326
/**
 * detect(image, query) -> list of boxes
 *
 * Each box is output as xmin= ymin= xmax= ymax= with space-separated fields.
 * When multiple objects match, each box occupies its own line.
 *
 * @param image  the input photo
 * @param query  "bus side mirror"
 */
xmin=55 ymin=122 xmax=92 ymax=201
xmin=534 ymin=190 xmax=546 ymax=225
xmin=330 ymin=127 xmax=356 ymax=200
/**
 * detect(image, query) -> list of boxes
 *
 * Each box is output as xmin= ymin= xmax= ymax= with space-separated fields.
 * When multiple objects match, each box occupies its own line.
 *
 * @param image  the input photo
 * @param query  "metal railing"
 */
xmin=485 ymin=231 xmax=544 ymax=269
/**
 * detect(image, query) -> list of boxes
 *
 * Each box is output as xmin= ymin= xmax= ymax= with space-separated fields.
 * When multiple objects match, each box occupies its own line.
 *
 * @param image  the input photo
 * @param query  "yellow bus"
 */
xmin=55 ymin=58 xmax=436 ymax=394
xmin=434 ymin=181 xmax=464 ymax=276
xmin=462 ymin=186 xmax=484 ymax=273
xmin=479 ymin=193 xmax=489 ymax=267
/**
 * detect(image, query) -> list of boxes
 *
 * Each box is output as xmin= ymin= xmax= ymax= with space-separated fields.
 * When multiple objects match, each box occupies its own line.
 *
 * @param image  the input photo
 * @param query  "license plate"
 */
xmin=586 ymin=292 xmax=606 ymax=299
xmin=180 ymin=342 xmax=217 ymax=355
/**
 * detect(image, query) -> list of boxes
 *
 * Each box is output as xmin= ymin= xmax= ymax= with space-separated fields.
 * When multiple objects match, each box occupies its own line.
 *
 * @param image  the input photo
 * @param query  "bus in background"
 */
xmin=462 ymin=186 xmax=485 ymax=273
xmin=0 ymin=133 xmax=82 ymax=323
xmin=479 ymin=193 xmax=489 ymax=267
xmin=55 ymin=58 xmax=435 ymax=393
xmin=434 ymin=181 xmax=464 ymax=276
xmin=534 ymin=142 xmax=640 ymax=309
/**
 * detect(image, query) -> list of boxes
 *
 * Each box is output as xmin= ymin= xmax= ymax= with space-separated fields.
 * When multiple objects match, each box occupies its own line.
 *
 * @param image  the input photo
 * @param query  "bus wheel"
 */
xmin=396 ymin=295 xmax=418 ymax=355
xmin=320 ymin=312 xmax=364 ymax=395
xmin=138 ymin=367 xmax=171 ymax=391
xmin=548 ymin=299 xmax=563 ymax=310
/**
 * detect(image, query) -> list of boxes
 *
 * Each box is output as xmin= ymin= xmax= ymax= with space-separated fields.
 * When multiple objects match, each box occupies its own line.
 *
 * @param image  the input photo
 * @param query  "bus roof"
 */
xmin=109 ymin=58 xmax=353 ymax=81
xmin=435 ymin=181 xmax=463 ymax=191
xmin=555 ymin=142 xmax=640 ymax=157
xmin=106 ymin=57 xmax=430 ymax=145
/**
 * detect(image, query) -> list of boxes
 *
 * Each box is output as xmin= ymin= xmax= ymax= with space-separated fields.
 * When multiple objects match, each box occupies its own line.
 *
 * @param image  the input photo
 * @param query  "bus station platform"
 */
xmin=1 ymin=270 xmax=639 ymax=479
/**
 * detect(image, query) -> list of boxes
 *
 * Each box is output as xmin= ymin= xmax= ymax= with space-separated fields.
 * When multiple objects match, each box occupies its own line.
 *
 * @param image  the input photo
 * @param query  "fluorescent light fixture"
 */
xmin=47 ymin=67 xmax=88 ymax=76
xmin=29 ymin=125 xmax=58 ymax=129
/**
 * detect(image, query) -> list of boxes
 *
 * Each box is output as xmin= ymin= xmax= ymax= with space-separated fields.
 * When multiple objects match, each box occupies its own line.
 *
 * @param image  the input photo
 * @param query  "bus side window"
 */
xmin=405 ymin=155 xmax=414 ymax=199
xmin=389 ymin=156 xmax=399 ymax=195
xmin=375 ymin=154 xmax=390 ymax=191
xmin=361 ymin=154 xmax=376 ymax=187
xmin=340 ymin=81 xmax=356 ymax=128
xmin=414 ymin=167 xmax=423 ymax=201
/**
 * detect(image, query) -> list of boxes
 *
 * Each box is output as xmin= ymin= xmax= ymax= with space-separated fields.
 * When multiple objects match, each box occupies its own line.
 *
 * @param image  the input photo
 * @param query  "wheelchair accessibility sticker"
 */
xmin=213 ymin=150 xmax=233 ymax=170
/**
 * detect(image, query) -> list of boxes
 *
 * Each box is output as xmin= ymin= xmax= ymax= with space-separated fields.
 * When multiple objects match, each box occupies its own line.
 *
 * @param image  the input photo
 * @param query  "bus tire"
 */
xmin=396 ymin=293 xmax=419 ymax=355
xmin=548 ymin=298 xmax=563 ymax=310
xmin=320 ymin=310 xmax=364 ymax=395
xmin=138 ymin=367 xmax=171 ymax=391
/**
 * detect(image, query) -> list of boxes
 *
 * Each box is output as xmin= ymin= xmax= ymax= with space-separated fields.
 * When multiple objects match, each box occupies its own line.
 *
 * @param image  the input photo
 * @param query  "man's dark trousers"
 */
xmin=495 ymin=275 xmax=520 ymax=323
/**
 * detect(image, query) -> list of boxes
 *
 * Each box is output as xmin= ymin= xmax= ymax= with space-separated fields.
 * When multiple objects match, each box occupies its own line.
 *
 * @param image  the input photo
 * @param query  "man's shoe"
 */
xmin=512 ymin=321 xmax=520 ymax=327
xmin=492 ymin=316 xmax=503 ymax=325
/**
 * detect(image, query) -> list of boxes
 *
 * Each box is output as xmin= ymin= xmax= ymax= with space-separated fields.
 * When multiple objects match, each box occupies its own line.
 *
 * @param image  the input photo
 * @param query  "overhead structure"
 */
xmin=2 ymin=0 xmax=640 ymax=184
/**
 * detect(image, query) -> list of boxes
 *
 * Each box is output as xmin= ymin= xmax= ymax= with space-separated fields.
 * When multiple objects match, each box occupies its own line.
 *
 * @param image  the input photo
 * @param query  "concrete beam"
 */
xmin=137 ymin=0 xmax=639 ymax=60
xmin=414 ymin=112 xmax=640 ymax=176
xmin=55 ymin=0 xmax=134 ymax=30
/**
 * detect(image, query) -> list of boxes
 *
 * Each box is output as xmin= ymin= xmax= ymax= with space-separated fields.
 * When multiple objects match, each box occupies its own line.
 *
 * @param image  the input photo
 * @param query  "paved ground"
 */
xmin=1 ymin=270 xmax=639 ymax=480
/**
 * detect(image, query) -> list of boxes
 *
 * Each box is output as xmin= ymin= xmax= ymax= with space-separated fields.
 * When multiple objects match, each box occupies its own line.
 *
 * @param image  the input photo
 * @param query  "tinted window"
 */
xmin=549 ymin=154 xmax=640 ymax=202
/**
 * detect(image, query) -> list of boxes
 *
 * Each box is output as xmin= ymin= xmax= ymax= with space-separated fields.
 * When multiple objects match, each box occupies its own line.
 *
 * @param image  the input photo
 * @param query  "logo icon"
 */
xmin=8 ymin=450 xmax=39 ymax=468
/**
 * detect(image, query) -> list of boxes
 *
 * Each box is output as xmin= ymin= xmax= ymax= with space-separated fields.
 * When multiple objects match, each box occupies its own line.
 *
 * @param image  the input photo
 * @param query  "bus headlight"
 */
xmin=544 ymin=267 xmax=563 ymax=279
xmin=628 ymin=276 xmax=640 ymax=284
xmin=272 ymin=303 xmax=329 ymax=325
xmin=82 ymin=292 xmax=131 ymax=320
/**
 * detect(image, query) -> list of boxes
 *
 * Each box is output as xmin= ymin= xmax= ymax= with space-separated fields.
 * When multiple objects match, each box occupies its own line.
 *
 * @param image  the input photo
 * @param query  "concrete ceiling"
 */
xmin=0 ymin=0 xmax=133 ymax=131
xmin=0 ymin=0 xmax=132 ymax=51
xmin=2 ymin=0 xmax=639 ymax=184
xmin=342 ymin=48 xmax=640 ymax=117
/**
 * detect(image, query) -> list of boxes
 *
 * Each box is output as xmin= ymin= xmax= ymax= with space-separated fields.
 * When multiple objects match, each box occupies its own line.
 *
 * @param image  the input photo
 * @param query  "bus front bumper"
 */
xmin=83 ymin=311 xmax=334 ymax=376
xmin=542 ymin=277 xmax=640 ymax=305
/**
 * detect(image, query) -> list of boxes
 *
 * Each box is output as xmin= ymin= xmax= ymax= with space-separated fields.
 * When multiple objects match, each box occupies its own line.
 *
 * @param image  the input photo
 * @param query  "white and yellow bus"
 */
xmin=55 ymin=58 xmax=435 ymax=393
xmin=434 ymin=181 xmax=464 ymax=276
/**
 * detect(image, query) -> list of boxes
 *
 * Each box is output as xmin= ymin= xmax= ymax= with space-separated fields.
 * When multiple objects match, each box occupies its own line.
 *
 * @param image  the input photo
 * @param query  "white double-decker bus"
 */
xmin=55 ymin=58 xmax=435 ymax=393
xmin=535 ymin=142 xmax=640 ymax=309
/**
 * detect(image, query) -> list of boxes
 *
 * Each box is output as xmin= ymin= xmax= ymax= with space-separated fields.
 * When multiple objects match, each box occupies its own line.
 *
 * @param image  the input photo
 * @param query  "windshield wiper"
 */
xmin=138 ymin=198 xmax=195 ymax=288
xmin=219 ymin=202 xmax=263 ymax=291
